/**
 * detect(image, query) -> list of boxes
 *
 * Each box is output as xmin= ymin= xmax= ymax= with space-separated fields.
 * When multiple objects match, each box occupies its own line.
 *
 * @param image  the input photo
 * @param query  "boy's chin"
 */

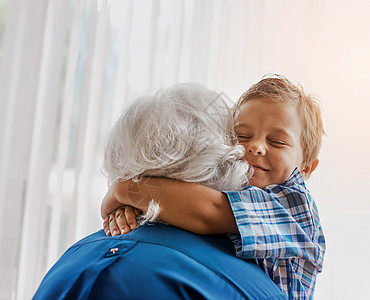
xmin=249 ymin=179 xmax=266 ymax=189
xmin=249 ymin=173 xmax=269 ymax=189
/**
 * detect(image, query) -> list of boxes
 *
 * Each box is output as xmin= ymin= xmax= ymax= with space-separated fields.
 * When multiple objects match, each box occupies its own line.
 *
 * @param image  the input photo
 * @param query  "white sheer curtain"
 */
xmin=1 ymin=0 xmax=370 ymax=299
xmin=0 ymin=1 xmax=245 ymax=298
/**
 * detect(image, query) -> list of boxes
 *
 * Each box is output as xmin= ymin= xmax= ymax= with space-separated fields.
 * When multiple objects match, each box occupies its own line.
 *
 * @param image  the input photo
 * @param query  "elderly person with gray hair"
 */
xmin=102 ymin=83 xmax=251 ymax=228
xmin=34 ymin=83 xmax=284 ymax=300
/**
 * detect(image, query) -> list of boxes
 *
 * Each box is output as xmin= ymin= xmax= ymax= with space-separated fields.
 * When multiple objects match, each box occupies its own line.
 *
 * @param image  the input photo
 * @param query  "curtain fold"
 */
xmin=0 ymin=0 xmax=50 ymax=298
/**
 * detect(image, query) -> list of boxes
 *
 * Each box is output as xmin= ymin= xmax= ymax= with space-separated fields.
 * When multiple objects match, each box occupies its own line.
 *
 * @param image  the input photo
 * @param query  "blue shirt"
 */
xmin=224 ymin=168 xmax=325 ymax=299
xmin=34 ymin=223 xmax=285 ymax=300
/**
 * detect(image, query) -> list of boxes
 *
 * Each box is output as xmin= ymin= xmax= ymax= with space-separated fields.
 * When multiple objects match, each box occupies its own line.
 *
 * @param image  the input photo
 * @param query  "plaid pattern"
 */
xmin=224 ymin=168 xmax=325 ymax=299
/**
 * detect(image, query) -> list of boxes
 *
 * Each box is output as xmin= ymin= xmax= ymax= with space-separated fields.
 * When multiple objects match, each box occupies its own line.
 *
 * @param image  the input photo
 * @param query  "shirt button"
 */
xmin=105 ymin=247 xmax=120 ymax=257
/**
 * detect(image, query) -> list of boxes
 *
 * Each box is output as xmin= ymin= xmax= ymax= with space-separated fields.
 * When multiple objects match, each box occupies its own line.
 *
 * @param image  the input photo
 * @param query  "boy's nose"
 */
xmin=247 ymin=143 xmax=266 ymax=156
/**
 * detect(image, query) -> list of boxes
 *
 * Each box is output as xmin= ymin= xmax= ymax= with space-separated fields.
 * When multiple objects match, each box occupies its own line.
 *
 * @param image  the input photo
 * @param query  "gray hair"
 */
xmin=103 ymin=83 xmax=252 ymax=222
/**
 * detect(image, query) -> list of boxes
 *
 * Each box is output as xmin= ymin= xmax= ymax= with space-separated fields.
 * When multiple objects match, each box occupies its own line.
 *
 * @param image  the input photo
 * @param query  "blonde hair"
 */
xmin=233 ymin=74 xmax=325 ymax=168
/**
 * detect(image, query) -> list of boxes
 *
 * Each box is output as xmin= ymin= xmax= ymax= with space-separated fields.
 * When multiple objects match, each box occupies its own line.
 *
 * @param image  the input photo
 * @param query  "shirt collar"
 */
xmin=281 ymin=167 xmax=305 ymax=187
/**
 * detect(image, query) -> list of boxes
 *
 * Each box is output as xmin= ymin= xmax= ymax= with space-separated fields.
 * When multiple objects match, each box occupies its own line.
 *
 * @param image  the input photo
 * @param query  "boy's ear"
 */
xmin=301 ymin=159 xmax=319 ymax=180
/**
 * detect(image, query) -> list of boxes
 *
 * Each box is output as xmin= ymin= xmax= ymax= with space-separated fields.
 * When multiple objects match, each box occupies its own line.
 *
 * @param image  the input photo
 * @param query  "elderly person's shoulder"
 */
xmin=34 ymin=223 xmax=285 ymax=300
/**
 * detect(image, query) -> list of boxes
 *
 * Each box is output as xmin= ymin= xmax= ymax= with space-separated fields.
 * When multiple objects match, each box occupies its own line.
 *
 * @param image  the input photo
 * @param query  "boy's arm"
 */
xmin=101 ymin=178 xmax=239 ymax=235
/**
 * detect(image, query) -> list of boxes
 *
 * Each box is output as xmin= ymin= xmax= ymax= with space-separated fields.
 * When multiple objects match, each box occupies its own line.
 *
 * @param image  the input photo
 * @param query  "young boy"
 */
xmin=101 ymin=75 xmax=326 ymax=299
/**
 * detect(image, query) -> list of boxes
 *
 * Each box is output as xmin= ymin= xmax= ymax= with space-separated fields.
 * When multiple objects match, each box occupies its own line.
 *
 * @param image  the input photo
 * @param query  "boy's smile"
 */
xmin=235 ymin=98 xmax=304 ymax=189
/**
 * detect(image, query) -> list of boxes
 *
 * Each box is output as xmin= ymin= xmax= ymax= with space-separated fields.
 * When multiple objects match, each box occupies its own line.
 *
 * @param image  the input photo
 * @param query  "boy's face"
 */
xmin=234 ymin=98 xmax=304 ymax=189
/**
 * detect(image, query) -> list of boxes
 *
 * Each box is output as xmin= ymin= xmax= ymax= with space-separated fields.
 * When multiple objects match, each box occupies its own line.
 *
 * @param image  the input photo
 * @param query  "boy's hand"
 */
xmin=101 ymin=180 xmax=128 ymax=220
xmin=103 ymin=205 xmax=143 ymax=236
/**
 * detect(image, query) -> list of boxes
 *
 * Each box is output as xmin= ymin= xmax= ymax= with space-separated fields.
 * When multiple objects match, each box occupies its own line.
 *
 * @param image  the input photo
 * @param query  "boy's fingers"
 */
xmin=125 ymin=206 xmax=138 ymax=230
xmin=114 ymin=207 xmax=125 ymax=219
xmin=104 ymin=205 xmax=139 ymax=236
xmin=115 ymin=207 xmax=131 ymax=234
xmin=103 ymin=217 xmax=110 ymax=236
xmin=108 ymin=212 xmax=120 ymax=236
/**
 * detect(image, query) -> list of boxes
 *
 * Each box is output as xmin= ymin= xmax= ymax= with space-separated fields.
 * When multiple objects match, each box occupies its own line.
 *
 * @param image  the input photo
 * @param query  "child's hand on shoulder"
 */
xmin=103 ymin=205 xmax=143 ymax=236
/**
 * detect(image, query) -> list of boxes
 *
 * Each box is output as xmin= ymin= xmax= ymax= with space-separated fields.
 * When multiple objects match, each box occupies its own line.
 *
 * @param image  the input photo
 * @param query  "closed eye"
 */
xmin=269 ymin=140 xmax=287 ymax=147
xmin=237 ymin=135 xmax=251 ymax=142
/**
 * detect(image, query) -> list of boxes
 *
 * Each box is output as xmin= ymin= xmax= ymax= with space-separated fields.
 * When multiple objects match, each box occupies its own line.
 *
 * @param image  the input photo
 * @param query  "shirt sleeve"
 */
xmin=223 ymin=182 xmax=325 ymax=270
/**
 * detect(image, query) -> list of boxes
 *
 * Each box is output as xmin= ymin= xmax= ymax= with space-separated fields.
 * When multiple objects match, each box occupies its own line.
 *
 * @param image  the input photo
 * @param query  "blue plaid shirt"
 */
xmin=224 ymin=168 xmax=325 ymax=299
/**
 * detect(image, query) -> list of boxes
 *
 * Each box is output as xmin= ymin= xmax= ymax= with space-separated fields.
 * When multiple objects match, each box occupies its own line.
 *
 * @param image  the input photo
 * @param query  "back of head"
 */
xmin=234 ymin=74 xmax=325 ymax=167
xmin=103 ymin=83 xmax=251 ymax=192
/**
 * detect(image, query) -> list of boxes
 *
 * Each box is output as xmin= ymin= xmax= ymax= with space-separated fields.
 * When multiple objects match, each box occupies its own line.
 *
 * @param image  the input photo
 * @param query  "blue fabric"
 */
xmin=34 ymin=223 xmax=285 ymax=300
xmin=224 ymin=168 xmax=326 ymax=299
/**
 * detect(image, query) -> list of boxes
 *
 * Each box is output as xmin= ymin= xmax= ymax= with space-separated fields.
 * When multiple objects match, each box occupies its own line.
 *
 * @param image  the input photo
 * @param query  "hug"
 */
xmin=35 ymin=77 xmax=325 ymax=299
